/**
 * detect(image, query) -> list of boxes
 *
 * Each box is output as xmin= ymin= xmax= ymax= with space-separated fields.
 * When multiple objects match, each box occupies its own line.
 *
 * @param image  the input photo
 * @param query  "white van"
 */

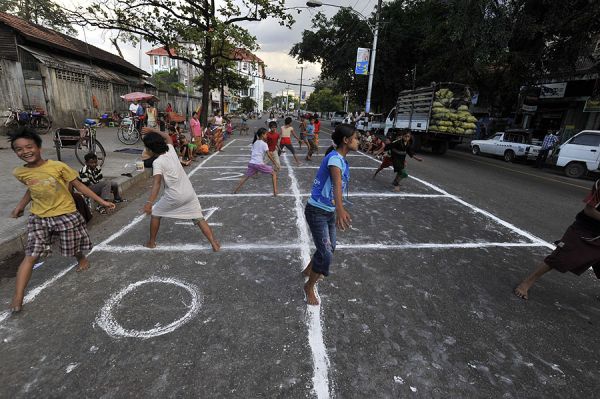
xmin=555 ymin=130 xmax=600 ymax=178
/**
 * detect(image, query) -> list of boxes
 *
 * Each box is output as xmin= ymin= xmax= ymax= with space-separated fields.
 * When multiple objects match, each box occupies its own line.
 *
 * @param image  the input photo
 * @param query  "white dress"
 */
xmin=152 ymin=144 xmax=204 ymax=219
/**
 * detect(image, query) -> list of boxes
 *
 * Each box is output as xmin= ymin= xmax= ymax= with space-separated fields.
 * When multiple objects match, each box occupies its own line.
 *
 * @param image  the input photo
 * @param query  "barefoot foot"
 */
xmin=304 ymin=283 xmax=320 ymax=306
xmin=514 ymin=284 xmax=529 ymax=300
xmin=10 ymin=297 xmax=23 ymax=313
xmin=211 ymin=240 xmax=221 ymax=252
xmin=145 ymin=241 xmax=157 ymax=249
xmin=76 ymin=257 xmax=90 ymax=272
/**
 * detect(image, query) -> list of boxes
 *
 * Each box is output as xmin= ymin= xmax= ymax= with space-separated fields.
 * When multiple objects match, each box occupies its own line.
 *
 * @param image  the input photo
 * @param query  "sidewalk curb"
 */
xmin=0 ymin=169 xmax=151 ymax=262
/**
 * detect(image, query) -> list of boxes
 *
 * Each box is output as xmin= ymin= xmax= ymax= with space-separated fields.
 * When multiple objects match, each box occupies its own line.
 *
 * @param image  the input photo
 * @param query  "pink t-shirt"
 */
xmin=190 ymin=118 xmax=202 ymax=137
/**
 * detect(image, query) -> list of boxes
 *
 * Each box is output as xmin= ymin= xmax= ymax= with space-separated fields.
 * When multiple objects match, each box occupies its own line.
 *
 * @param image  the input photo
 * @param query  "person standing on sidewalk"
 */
xmin=146 ymin=101 xmax=158 ymax=128
xmin=189 ymin=111 xmax=202 ymax=151
xmin=8 ymin=128 xmax=115 ymax=313
xmin=535 ymin=130 xmax=559 ymax=168
xmin=303 ymin=124 xmax=358 ymax=306
xmin=514 ymin=179 xmax=600 ymax=299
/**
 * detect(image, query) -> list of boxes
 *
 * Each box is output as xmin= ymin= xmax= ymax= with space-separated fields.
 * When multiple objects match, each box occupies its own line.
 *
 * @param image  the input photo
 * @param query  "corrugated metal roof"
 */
xmin=0 ymin=12 xmax=147 ymax=76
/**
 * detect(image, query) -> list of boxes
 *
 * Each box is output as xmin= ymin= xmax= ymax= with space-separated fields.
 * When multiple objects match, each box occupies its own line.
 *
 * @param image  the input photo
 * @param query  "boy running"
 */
xmin=9 ymin=128 xmax=115 ymax=313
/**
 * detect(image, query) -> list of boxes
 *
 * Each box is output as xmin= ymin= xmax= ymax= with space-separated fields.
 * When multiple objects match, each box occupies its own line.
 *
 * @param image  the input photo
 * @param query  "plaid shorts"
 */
xmin=26 ymin=212 xmax=93 ymax=258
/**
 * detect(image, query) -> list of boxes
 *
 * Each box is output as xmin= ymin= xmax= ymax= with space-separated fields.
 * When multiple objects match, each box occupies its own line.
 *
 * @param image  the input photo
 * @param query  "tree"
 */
xmin=1 ymin=0 xmax=75 ymax=35
xmin=306 ymin=88 xmax=343 ymax=112
xmin=150 ymin=69 xmax=185 ymax=94
xmin=263 ymin=92 xmax=273 ymax=109
xmin=239 ymin=97 xmax=257 ymax=113
xmin=73 ymin=1 xmax=294 ymax=125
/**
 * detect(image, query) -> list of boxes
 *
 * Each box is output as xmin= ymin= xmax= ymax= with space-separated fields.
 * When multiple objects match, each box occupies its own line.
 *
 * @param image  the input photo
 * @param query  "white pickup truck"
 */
xmin=470 ymin=130 xmax=542 ymax=162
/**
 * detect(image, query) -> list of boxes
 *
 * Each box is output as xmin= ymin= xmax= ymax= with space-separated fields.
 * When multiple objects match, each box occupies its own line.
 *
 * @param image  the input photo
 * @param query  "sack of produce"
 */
xmin=458 ymin=105 xmax=469 ymax=112
xmin=432 ymin=101 xmax=444 ymax=108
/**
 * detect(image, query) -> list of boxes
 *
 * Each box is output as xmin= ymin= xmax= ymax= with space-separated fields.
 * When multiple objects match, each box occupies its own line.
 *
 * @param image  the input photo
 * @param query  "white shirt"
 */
xmin=129 ymin=103 xmax=138 ymax=113
xmin=249 ymin=140 xmax=268 ymax=164
xmin=152 ymin=144 xmax=203 ymax=219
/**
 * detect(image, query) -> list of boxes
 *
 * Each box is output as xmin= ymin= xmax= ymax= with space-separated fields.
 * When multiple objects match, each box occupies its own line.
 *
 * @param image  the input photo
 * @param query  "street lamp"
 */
xmin=306 ymin=0 xmax=381 ymax=114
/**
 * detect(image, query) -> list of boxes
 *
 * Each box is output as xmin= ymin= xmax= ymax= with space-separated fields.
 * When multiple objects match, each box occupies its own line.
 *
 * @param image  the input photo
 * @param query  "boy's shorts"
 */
xmin=26 ymin=212 xmax=92 ymax=258
xmin=545 ymin=221 xmax=600 ymax=278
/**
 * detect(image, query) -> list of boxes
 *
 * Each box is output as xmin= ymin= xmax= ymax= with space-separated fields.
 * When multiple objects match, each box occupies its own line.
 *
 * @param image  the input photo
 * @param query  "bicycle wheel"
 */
xmin=75 ymin=138 xmax=106 ymax=166
xmin=117 ymin=126 xmax=140 ymax=145
xmin=32 ymin=116 xmax=52 ymax=134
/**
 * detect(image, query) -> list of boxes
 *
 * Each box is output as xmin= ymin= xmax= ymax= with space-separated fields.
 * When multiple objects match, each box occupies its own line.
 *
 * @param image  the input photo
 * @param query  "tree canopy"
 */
xmin=290 ymin=0 xmax=600 ymax=115
xmin=150 ymin=69 xmax=185 ymax=94
xmin=1 ymin=0 xmax=75 ymax=35
xmin=73 ymin=0 xmax=294 ymax=124
xmin=306 ymin=88 xmax=344 ymax=112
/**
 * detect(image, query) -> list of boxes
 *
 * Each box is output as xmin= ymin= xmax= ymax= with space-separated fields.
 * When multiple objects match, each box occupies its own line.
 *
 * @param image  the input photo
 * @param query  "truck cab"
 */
xmin=554 ymin=130 xmax=600 ymax=178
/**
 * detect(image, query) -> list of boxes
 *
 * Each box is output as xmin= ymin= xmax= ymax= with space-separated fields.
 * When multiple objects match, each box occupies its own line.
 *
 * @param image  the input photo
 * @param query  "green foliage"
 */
xmin=150 ymin=69 xmax=185 ymax=94
xmin=306 ymin=88 xmax=343 ymax=112
xmin=239 ymin=97 xmax=257 ymax=113
xmin=291 ymin=0 xmax=600 ymax=115
xmin=1 ymin=0 xmax=76 ymax=35
xmin=263 ymin=91 xmax=273 ymax=109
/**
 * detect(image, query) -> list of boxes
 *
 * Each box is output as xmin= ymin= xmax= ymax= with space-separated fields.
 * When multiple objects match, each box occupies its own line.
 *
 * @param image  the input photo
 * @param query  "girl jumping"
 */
xmin=233 ymin=128 xmax=279 ymax=197
xmin=303 ymin=124 xmax=358 ymax=305
xmin=278 ymin=117 xmax=301 ymax=165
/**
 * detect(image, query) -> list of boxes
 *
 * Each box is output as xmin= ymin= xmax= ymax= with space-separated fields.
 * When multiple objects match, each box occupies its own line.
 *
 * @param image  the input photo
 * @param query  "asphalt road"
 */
xmin=0 ymin=118 xmax=598 ymax=398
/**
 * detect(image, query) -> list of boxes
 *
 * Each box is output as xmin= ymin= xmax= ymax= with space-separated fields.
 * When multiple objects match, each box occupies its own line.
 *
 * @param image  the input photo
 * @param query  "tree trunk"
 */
xmin=220 ymin=65 xmax=225 ymax=116
xmin=200 ymin=0 xmax=212 ymax=127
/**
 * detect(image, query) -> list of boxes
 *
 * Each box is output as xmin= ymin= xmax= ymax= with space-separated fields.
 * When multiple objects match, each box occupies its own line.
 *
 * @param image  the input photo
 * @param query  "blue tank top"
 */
xmin=307 ymin=150 xmax=349 ymax=212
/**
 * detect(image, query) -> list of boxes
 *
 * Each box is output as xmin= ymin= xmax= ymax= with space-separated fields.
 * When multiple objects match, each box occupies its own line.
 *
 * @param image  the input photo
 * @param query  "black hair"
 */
xmin=143 ymin=132 xmax=169 ymax=155
xmin=285 ymin=117 xmax=292 ymax=125
xmin=268 ymin=121 xmax=277 ymax=128
xmin=84 ymin=153 xmax=98 ymax=162
xmin=148 ymin=100 xmax=154 ymax=107
xmin=192 ymin=111 xmax=198 ymax=117
xmin=325 ymin=124 xmax=356 ymax=155
xmin=8 ymin=127 xmax=42 ymax=150
xmin=253 ymin=127 xmax=268 ymax=144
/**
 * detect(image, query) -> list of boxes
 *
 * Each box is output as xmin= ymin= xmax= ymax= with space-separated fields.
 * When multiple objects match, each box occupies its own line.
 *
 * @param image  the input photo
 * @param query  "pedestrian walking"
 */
xmin=141 ymin=127 xmax=220 ymax=251
xmin=305 ymin=118 xmax=317 ymax=161
xmin=8 ymin=128 xmax=115 ymax=313
xmin=278 ymin=117 xmax=301 ymax=165
xmin=233 ymin=128 xmax=279 ymax=197
xmin=303 ymin=124 xmax=358 ymax=306
xmin=388 ymin=130 xmax=423 ymax=191
xmin=514 ymin=180 xmax=600 ymax=300
xmin=535 ymin=130 xmax=559 ymax=168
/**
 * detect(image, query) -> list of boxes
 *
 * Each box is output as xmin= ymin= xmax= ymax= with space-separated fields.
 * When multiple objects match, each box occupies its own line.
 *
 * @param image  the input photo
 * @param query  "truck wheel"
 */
xmin=431 ymin=141 xmax=448 ymax=155
xmin=503 ymin=150 xmax=515 ymax=162
xmin=564 ymin=162 xmax=586 ymax=179
xmin=472 ymin=145 xmax=480 ymax=155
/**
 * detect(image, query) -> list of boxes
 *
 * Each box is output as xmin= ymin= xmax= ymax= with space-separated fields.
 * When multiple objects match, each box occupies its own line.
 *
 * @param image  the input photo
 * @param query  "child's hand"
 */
xmin=10 ymin=207 xmax=24 ymax=218
xmin=143 ymin=202 xmax=153 ymax=215
xmin=336 ymin=208 xmax=352 ymax=231
xmin=100 ymin=200 xmax=116 ymax=210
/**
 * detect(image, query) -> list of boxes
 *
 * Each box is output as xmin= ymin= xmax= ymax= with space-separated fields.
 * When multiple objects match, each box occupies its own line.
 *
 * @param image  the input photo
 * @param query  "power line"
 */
xmin=234 ymin=67 xmax=316 ymax=88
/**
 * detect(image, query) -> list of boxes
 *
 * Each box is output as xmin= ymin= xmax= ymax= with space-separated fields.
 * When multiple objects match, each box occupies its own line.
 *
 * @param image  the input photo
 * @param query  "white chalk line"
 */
xmin=283 ymin=154 xmax=331 ymax=399
xmin=211 ymin=153 xmax=365 ymax=157
xmin=94 ymin=243 xmax=301 ymax=252
xmin=354 ymin=150 xmax=555 ymax=250
xmin=96 ymin=276 xmax=201 ymax=339
xmin=336 ymin=242 xmax=548 ymax=250
xmin=0 ymin=142 xmax=237 ymax=325
xmin=196 ymin=192 xmax=448 ymax=198
xmin=191 ymin=166 xmax=380 ymax=170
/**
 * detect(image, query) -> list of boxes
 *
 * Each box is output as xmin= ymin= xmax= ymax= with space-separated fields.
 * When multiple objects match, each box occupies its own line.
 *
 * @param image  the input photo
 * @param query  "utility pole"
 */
xmin=297 ymin=65 xmax=305 ymax=115
xmin=365 ymin=0 xmax=382 ymax=114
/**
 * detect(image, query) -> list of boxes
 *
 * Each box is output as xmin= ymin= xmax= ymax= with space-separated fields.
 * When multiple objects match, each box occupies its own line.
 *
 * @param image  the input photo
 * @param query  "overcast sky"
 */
xmin=59 ymin=0 xmax=376 ymax=97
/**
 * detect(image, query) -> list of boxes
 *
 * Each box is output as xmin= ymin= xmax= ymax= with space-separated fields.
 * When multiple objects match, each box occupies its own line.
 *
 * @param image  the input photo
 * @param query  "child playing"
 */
xmin=278 ymin=117 xmax=301 ymax=165
xmin=305 ymin=118 xmax=317 ymax=161
xmin=266 ymin=121 xmax=281 ymax=171
xmin=141 ymin=127 xmax=220 ymax=251
xmin=79 ymin=153 xmax=124 ymax=214
xmin=224 ymin=118 xmax=233 ymax=140
xmin=233 ymin=128 xmax=279 ymax=197
xmin=298 ymin=116 xmax=308 ymax=149
xmin=303 ymin=124 xmax=358 ymax=306
xmin=9 ymin=128 xmax=115 ymax=313
xmin=386 ymin=130 xmax=423 ymax=191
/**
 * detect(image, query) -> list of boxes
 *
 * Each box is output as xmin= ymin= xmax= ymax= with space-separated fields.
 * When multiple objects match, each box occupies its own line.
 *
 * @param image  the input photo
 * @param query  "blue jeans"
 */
xmin=305 ymin=203 xmax=336 ymax=276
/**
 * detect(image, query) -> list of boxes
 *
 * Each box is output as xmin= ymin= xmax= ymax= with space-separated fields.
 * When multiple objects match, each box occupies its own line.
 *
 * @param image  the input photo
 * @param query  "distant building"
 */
xmin=145 ymin=46 xmax=199 ymax=95
xmin=231 ymin=48 xmax=265 ymax=112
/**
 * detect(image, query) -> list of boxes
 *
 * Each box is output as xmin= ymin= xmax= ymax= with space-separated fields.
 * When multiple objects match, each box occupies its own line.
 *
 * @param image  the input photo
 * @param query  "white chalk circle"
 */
xmin=96 ymin=276 xmax=201 ymax=339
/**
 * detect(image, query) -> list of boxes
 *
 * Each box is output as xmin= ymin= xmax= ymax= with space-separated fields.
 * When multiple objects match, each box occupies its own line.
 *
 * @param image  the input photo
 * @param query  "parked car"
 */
xmin=331 ymin=111 xmax=347 ymax=126
xmin=470 ymin=130 xmax=541 ymax=162
xmin=553 ymin=130 xmax=600 ymax=178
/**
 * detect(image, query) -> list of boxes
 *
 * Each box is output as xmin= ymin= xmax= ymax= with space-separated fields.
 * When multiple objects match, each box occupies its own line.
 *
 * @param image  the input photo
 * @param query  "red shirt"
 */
xmin=266 ymin=131 xmax=280 ymax=152
xmin=314 ymin=120 xmax=321 ymax=134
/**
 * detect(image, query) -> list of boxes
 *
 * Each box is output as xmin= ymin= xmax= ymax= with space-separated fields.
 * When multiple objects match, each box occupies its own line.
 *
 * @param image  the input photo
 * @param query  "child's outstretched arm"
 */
xmin=71 ymin=179 xmax=116 ymax=210
xmin=144 ymin=174 xmax=163 ymax=215
xmin=142 ymin=126 xmax=173 ymax=145
xmin=330 ymin=166 xmax=351 ymax=231
xmin=11 ymin=190 xmax=31 ymax=218
xmin=291 ymin=127 xmax=300 ymax=142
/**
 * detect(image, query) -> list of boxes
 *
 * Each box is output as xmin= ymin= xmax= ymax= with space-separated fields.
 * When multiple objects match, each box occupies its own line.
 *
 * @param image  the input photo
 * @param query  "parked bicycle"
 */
xmin=54 ymin=119 xmax=106 ymax=166
xmin=3 ymin=107 xmax=52 ymax=133
xmin=117 ymin=116 xmax=141 ymax=145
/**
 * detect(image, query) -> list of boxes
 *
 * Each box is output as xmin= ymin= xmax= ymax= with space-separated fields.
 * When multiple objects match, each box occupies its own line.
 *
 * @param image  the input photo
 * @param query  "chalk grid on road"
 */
xmin=0 ymin=135 xmax=555 ymax=398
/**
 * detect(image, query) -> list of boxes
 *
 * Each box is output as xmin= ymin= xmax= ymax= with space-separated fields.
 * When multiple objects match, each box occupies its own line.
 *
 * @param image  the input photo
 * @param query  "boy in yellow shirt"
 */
xmin=9 ymin=128 xmax=115 ymax=314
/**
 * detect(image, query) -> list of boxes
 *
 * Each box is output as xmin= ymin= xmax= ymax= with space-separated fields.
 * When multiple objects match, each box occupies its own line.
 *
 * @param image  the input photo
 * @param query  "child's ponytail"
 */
xmin=253 ymin=127 xmax=267 ymax=143
xmin=326 ymin=124 xmax=356 ymax=155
